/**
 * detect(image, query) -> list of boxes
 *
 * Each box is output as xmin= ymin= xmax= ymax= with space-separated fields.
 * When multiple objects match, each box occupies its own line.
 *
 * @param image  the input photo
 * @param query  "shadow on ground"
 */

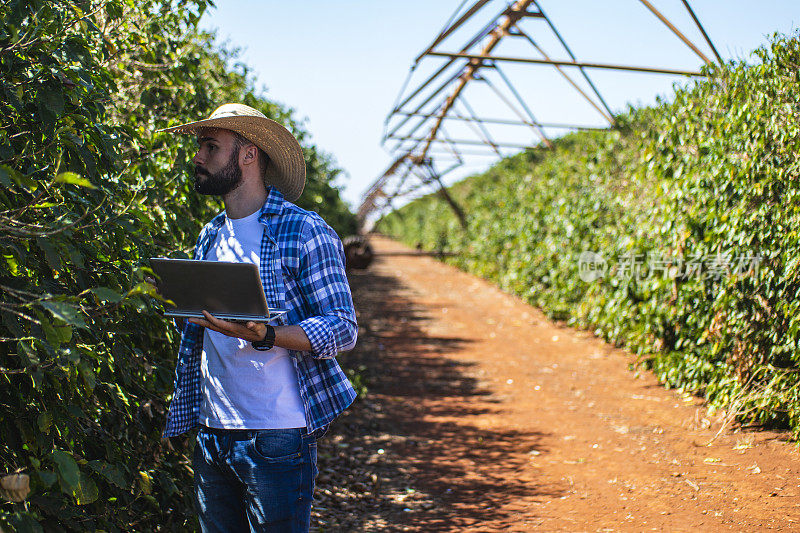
xmin=312 ymin=264 xmax=562 ymax=532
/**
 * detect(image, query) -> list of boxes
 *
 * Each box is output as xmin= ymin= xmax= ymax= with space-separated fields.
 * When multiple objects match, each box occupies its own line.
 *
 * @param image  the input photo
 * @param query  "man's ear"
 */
xmin=241 ymin=144 xmax=258 ymax=166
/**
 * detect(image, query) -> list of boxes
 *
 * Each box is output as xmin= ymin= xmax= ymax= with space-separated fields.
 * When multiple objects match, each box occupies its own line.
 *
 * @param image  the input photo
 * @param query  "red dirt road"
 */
xmin=314 ymin=235 xmax=800 ymax=532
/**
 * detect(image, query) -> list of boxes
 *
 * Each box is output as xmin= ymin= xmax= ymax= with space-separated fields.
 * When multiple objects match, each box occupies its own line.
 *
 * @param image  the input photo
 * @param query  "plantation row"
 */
xmin=0 ymin=0 xmax=356 ymax=530
xmin=379 ymin=35 xmax=800 ymax=438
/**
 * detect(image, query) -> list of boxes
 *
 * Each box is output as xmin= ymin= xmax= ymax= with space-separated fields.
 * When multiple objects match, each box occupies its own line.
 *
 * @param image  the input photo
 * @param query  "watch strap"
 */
xmin=251 ymin=324 xmax=276 ymax=351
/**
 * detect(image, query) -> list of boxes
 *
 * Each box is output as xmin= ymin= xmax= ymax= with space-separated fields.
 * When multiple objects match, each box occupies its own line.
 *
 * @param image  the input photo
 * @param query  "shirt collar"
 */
xmin=210 ymin=186 xmax=286 ymax=228
xmin=258 ymin=186 xmax=286 ymax=220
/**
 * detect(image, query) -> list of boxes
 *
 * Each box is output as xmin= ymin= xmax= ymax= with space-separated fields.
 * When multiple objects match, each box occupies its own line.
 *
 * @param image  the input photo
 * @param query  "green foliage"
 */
xmin=379 ymin=33 xmax=800 ymax=438
xmin=0 ymin=0 xmax=355 ymax=530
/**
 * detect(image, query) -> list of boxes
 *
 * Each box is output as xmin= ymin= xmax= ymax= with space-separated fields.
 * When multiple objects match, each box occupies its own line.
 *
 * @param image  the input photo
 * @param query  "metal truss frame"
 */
xmin=359 ymin=0 xmax=721 ymax=227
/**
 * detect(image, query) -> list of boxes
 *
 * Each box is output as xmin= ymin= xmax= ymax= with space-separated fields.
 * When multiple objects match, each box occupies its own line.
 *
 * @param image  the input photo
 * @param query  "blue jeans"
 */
xmin=192 ymin=425 xmax=318 ymax=532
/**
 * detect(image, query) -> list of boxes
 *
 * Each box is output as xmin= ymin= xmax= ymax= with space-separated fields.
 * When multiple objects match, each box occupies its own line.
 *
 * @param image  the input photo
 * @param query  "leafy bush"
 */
xmin=379 ymin=33 xmax=800 ymax=438
xmin=0 ymin=0 xmax=356 ymax=530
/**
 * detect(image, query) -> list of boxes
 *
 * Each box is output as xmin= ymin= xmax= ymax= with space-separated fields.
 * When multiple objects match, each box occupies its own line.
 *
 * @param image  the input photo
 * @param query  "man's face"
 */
xmin=192 ymin=128 xmax=242 ymax=196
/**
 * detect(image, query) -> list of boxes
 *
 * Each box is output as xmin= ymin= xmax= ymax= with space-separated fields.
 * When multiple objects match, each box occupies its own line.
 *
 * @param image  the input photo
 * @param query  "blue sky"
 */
xmin=200 ymin=1 xmax=799 ymax=209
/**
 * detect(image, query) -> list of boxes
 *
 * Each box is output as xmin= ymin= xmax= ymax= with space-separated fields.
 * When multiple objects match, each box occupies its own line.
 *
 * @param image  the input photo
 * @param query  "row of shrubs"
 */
xmin=379 ymin=34 xmax=800 ymax=438
xmin=0 ymin=0 xmax=356 ymax=530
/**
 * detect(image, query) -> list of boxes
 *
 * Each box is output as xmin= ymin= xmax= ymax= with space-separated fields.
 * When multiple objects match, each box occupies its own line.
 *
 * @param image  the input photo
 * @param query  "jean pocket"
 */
xmin=250 ymin=428 xmax=303 ymax=462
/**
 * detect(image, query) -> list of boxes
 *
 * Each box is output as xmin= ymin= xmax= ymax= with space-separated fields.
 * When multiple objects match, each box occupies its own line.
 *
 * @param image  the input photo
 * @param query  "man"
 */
xmin=158 ymin=103 xmax=358 ymax=532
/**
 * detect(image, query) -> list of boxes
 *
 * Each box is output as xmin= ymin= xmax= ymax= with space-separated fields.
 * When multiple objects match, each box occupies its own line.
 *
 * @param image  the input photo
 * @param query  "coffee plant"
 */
xmin=379 ymin=33 xmax=800 ymax=440
xmin=0 ymin=0 xmax=356 ymax=530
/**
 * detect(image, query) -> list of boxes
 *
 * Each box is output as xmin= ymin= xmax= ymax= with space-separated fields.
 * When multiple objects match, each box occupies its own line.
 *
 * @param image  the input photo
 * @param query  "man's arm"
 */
xmin=188 ymin=312 xmax=311 ymax=351
xmin=292 ymin=220 xmax=357 ymax=358
xmin=189 ymin=217 xmax=357 ymax=357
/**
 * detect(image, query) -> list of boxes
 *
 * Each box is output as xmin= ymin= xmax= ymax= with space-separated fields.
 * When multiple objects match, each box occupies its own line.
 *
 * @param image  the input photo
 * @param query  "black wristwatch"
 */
xmin=251 ymin=324 xmax=276 ymax=351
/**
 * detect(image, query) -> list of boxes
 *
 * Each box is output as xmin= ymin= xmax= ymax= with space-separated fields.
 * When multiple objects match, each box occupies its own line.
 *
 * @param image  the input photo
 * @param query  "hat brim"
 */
xmin=158 ymin=116 xmax=306 ymax=202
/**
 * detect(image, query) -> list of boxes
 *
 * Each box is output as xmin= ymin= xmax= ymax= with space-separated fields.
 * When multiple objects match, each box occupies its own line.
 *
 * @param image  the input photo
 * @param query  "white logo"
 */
xmin=578 ymin=251 xmax=606 ymax=282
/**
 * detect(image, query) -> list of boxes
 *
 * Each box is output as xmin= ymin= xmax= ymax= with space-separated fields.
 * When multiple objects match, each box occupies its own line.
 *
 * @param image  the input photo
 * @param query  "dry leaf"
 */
xmin=0 ymin=473 xmax=30 ymax=503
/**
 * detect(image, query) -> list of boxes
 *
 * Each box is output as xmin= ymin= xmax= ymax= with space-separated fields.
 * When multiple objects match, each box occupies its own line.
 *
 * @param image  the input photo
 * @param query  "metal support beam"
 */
xmin=389 ymin=8 xmax=503 ymax=118
xmin=417 ymin=160 xmax=468 ymax=229
xmin=393 ymin=111 xmax=607 ymax=130
xmin=419 ymin=0 xmax=536 ymax=161
xmin=361 ymin=0 xmax=721 ymax=225
xmin=435 ymin=177 xmax=468 ymax=229
xmin=385 ymin=71 xmax=463 ymax=142
xmin=424 ymin=148 xmax=508 ymax=157
xmin=531 ymin=0 xmax=617 ymax=123
xmin=427 ymin=51 xmax=705 ymax=76
xmin=637 ymin=0 xmax=712 ymax=65
xmin=455 ymin=98 xmax=502 ymax=155
xmin=680 ymin=0 xmax=723 ymax=64
xmin=511 ymin=22 xmax=614 ymax=124
xmin=415 ymin=0 xmax=494 ymax=62
xmin=491 ymin=63 xmax=553 ymax=148
xmin=478 ymin=72 xmax=551 ymax=147
xmin=437 ymin=124 xmax=467 ymax=161
xmin=389 ymin=135 xmax=539 ymax=150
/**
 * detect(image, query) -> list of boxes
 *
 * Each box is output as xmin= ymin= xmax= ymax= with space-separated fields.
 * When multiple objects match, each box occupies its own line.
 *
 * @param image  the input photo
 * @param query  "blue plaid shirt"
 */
xmin=162 ymin=187 xmax=358 ymax=438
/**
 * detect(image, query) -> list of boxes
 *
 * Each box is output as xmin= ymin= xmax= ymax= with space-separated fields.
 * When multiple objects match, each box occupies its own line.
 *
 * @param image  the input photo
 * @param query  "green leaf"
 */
xmin=55 ymin=325 xmax=72 ymax=343
xmin=78 ymin=361 xmax=95 ymax=391
xmin=73 ymin=472 xmax=98 ymax=505
xmin=51 ymin=450 xmax=80 ymax=490
xmin=10 ymin=171 xmax=38 ymax=191
xmin=91 ymin=286 xmax=124 ymax=303
xmin=66 ymin=404 xmax=87 ymax=420
xmin=36 ymin=238 xmax=62 ymax=272
xmin=37 ymin=470 xmax=58 ymax=488
xmin=17 ymin=340 xmax=40 ymax=367
xmin=40 ymin=315 xmax=62 ymax=347
xmin=127 ymin=281 xmax=174 ymax=305
xmin=88 ymin=460 xmax=127 ymax=490
xmin=37 ymin=411 xmax=53 ymax=434
xmin=54 ymin=171 xmax=96 ymax=189
xmin=38 ymin=87 xmax=64 ymax=116
xmin=0 ymin=164 xmax=12 ymax=187
xmin=138 ymin=471 xmax=152 ymax=495
xmin=159 ymin=473 xmax=179 ymax=499
xmin=127 ymin=282 xmax=157 ymax=297
xmin=31 ymin=370 xmax=44 ymax=391
xmin=105 ymin=1 xmax=123 ymax=20
xmin=8 ymin=512 xmax=44 ymax=533
xmin=0 ymin=140 xmax=12 ymax=160
xmin=3 ymin=252 xmax=19 ymax=275
xmin=40 ymin=300 xmax=87 ymax=329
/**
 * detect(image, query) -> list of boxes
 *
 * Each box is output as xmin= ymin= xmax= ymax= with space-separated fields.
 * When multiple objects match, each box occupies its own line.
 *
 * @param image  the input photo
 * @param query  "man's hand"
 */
xmin=188 ymin=310 xmax=266 ymax=342
xmin=189 ymin=311 xmax=314 ymax=351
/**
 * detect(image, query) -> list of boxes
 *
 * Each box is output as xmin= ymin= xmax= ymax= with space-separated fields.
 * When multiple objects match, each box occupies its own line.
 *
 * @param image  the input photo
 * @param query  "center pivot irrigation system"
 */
xmin=357 ymin=0 xmax=721 ymax=230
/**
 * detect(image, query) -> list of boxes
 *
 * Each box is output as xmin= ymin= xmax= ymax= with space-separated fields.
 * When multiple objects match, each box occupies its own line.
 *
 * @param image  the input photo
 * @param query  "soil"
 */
xmin=312 ymin=235 xmax=800 ymax=532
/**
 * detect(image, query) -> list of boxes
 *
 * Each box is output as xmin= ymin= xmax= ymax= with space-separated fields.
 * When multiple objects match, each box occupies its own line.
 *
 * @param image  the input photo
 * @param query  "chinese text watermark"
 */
xmin=578 ymin=250 xmax=762 ymax=282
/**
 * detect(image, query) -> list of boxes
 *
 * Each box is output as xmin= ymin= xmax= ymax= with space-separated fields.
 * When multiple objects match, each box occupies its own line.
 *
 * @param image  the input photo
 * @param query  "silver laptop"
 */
xmin=150 ymin=258 xmax=287 ymax=323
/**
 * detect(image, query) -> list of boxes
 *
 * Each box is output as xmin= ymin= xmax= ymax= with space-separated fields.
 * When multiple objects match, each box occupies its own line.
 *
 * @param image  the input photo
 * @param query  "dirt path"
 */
xmin=313 ymin=235 xmax=800 ymax=532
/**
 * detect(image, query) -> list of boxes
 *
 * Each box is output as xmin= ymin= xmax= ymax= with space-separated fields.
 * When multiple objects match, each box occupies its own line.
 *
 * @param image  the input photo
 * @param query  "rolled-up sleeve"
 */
xmin=296 ymin=222 xmax=357 ymax=359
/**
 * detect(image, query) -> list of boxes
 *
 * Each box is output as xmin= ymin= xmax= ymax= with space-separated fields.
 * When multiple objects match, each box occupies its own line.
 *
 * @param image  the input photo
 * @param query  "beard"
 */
xmin=193 ymin=148 xmax=243 ymax=196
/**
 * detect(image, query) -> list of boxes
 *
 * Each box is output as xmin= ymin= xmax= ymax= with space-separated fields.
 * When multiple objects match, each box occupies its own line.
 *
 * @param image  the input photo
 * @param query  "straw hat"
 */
xmin=158 ymin=103 xmax=306 ymax=202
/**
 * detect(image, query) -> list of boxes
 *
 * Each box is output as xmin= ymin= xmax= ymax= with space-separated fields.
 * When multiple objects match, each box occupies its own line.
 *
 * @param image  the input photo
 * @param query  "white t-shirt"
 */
xmin=199 ymin=209 xmax=306 ymax=429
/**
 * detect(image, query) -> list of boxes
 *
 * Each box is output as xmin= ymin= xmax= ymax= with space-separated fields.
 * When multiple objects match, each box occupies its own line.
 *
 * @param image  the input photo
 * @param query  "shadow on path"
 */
xmin=313 ymin=266 xmax=562 ymax=532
